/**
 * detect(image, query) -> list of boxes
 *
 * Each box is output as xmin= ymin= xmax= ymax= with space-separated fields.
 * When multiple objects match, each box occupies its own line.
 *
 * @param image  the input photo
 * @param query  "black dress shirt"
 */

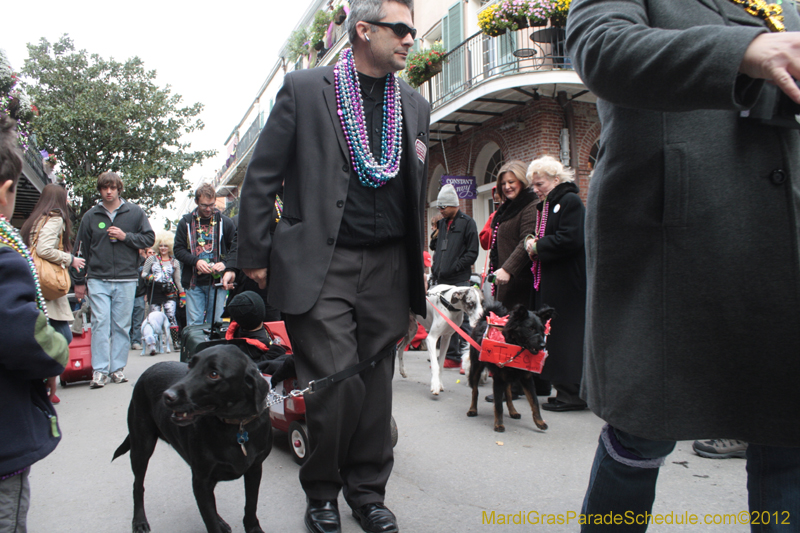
xmin=336 ymin=72 xmax=407 ymax=247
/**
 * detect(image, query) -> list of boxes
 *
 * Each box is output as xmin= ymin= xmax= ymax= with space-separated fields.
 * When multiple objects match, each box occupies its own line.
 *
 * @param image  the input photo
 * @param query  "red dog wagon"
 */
xmin=478 ymin=312 xmax=549 ymax=373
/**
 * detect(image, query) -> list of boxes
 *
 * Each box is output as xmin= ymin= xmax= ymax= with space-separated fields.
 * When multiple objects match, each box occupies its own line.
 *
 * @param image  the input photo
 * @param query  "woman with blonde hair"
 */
xmin=525 ymin=155 xmax=587 ymax=412
xmin=142 ymin=232 xmax=183 ymax=347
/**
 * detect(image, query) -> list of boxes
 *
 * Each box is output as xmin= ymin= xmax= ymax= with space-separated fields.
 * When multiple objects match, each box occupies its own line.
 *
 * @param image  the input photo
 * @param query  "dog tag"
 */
xmin=237 ymin=429 xmax=249 ymax=457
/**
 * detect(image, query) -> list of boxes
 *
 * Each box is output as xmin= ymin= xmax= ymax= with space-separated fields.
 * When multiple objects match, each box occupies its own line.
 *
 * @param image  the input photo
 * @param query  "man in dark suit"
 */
xmin=236 ymin=1 xmax=429 ymax=532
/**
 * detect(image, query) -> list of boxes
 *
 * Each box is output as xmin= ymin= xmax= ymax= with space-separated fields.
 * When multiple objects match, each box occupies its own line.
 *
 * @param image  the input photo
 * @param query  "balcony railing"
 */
xmin=237 ymin=116 xmax=263 ymax=161
xmin=418 ymin=25 xmax=571 ymax=110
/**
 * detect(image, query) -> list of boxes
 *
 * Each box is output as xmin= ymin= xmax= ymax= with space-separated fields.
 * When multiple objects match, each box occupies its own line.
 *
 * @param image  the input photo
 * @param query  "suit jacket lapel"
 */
xmin=323 ymin=70 xmax=350 ymax=162
xmin=400 ymin=82 xmax=421 ymax=195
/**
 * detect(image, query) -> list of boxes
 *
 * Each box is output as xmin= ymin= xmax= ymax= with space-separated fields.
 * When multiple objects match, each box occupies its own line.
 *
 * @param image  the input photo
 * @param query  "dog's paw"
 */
xmin=132 ymin=520 xmax=151 ymax=533
xmin=509 ymin=412 xmax=521 ymax=420
xmin=399 ymin=368 xmax=407 ymax=378
xmin=467 ymin=409 xmax=477 ymax=417
xmin=534 ymin=418 xmax=548 ymax=431
xmin=244 ymin=517 xmax=265 ymax=533
xmin=430 ymin=380 xmax=443 ymax=395
xmin=494 ymin=425 xmax=505 ymax=433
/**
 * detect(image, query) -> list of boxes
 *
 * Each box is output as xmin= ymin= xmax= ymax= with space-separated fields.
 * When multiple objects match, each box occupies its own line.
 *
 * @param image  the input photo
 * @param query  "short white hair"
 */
xmin=527 ymin=155 xmax=575 ymax=183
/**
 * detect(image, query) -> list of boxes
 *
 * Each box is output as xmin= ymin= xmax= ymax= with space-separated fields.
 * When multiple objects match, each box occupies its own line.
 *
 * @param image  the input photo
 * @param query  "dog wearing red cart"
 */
xmin=467 ymin=302 xmax=554 ymax=432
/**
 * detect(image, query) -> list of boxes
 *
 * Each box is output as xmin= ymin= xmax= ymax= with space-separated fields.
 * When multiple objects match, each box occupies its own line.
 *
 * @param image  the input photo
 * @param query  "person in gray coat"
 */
xmin=567 ymin=0 xmax=800 ymax=528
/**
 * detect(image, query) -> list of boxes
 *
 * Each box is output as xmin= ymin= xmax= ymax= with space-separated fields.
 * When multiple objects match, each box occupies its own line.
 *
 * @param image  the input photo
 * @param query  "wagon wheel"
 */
xmin=288 ymin=421 xmax=309 ymax=465
xmin=390 ymin=416 xmax=398 ymax=448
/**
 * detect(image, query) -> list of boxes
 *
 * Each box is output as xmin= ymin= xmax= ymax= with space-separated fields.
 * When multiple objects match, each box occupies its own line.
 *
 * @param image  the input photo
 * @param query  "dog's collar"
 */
xmin=220 ymin=413 xmax=263 ymax=457
xmin=220 ymin=413 xmax=261 ymax=427
xmin=439 ymin=293 xmax=459 ymax=312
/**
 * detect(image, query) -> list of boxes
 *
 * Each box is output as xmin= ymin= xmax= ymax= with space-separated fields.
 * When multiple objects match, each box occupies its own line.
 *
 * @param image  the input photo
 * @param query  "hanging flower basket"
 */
xmin=403 ymin=42 xmax=447 ymax=88
xmin=514 ymin=17 xmax=530 ymax=30
xmin=334 ymin=6 xmax=347 ymax=25
xmin=314 ymin=41 xmax=325 ymax=51
xmin=427 ymin=61 xmax=444 ymax=75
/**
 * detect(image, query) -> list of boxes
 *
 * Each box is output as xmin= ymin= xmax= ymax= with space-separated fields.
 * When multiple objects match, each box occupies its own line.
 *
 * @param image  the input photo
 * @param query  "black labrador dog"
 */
xmin=113 ymin=344 xmax=272 ymax=533
xmin=467 ymin=302 xmax=555 ymax=432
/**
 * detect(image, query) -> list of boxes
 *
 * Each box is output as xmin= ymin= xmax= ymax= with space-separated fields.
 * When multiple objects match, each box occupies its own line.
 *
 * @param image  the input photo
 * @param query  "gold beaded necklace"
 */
xmin=728 ymin=0 xmax=786 ymax=32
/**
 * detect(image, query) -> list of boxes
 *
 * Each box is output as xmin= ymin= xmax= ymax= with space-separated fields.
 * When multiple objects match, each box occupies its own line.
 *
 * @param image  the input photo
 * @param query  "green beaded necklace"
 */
xmin=0 ymin=215 xmax=48 ymax=316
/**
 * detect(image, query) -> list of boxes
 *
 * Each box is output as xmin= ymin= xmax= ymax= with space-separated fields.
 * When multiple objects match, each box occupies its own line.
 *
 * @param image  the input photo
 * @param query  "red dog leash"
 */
xmin=425 ymin=297 xmax=483 ymax=352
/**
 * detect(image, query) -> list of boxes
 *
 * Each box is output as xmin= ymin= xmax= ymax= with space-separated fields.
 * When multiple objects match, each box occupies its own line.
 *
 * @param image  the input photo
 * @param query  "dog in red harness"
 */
xmin=467 ymin=302 xmax=555 ymax=432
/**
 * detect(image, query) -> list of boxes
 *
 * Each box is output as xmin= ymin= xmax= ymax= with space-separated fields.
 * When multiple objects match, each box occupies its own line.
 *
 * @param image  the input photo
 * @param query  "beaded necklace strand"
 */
xmin=531 ymin=201 xmax=549 ymax=291
xmin=0 ymin=215 xmax=48 ymax=315
xmin=334 ymin=48 xmax=404 ymax=188
xmin=728 ymin=0 xmax=785 ymax=32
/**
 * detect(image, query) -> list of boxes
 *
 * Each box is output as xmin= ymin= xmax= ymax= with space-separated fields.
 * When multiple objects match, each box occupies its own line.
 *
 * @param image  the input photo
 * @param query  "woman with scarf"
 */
xmin=489 ymin=161 xmax=539 ymax=309
xmin=525 ymin=155 xmax=587 ymax=412
xmin=485 ymin=161 xmax=549 ymax=403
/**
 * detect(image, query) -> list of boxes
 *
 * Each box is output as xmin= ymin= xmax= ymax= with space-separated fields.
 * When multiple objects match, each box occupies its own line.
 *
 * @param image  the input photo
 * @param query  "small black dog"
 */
xmin=467 ymin=302 xmax=555 ymax=432
xmin=112 ymin=344 xmax=272 ymax=533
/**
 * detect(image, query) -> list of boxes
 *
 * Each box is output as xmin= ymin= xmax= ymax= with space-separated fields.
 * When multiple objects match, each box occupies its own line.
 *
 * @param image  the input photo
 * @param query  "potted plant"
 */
xmin=333 ymin=2 xmax=348 ymax=25
xmin=549 ymin=0 xmax=571 ymax=27
xmin=497 ymin=0 xmax=532 ymax=30
xmin=286 ymin=27 xmax=311 ymax=63
xmin=528 ymin=0 xmax=555 ymax=26
xmin=478 ymin=4 xmax=507 ymax=37
xmin=403 ymin=42 xmax=447 ymax=88
xmin=311 ymin=10 xmax=333 ymax=51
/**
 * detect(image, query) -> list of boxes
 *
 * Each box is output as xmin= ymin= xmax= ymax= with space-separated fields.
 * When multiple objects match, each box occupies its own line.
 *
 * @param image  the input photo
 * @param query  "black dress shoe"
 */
xmin=352 ymin=502 xmax=399 ymax=533
xmin=542 ymin=399 xmax=587 ymax=412
xmin=305 ymin=499 xmax=341 ymax=533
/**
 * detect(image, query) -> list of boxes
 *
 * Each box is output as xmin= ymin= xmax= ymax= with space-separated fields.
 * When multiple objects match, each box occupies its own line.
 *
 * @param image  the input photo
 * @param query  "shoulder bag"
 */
xmin=31 ymin=215 xmax=71 ymax=300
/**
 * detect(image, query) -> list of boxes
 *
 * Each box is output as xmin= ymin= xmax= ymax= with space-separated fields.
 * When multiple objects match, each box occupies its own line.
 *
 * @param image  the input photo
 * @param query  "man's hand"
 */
xmin=196 ymin=260 xmax=213 ymax=274
xmin=222 ymin=271 xmax=236 ymax=290
xmin=212 ymin=262 xmax=226 ymax=273
xmin=243 ymin=268 xmax=267 ymax=290
xmin=107 ymin=226 xmax=127 ymax=241
xmin=740 ymin=32 xmax=800 ymax=105
xmin=74 ymin=284 xmax=86 ymax=301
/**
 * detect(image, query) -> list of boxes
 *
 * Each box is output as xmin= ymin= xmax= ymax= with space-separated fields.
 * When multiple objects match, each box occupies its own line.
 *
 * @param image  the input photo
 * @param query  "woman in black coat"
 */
xmin=525 ymin=156 xmax=587 ymax=411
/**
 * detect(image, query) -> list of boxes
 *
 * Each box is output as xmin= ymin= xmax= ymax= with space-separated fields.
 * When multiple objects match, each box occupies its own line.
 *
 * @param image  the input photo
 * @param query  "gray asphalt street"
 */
xmin=27 ymin=347 xmax=748 ymax=532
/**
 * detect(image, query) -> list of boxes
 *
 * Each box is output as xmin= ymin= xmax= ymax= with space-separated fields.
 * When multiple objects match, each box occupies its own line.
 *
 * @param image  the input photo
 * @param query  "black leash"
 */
xmin=306 ymin=343 xmax=396 ymax=393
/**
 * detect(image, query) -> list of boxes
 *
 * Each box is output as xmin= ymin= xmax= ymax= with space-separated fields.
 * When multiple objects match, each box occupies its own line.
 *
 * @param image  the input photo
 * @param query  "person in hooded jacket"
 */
xmin=525 ymin=155 xmax=587 ymax=412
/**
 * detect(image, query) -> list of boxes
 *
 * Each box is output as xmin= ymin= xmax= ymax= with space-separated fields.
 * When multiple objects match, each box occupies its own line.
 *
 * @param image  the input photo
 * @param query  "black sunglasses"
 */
xmin=364 ymin=21 xmax=417 ymax=39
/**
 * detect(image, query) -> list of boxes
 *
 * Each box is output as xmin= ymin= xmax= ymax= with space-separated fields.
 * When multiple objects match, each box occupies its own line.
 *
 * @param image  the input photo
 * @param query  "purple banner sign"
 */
xmin=441 ymin=175 xmax=477 ymax=200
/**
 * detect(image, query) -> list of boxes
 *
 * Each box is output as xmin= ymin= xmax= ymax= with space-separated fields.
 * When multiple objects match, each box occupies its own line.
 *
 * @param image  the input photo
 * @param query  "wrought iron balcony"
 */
xmin=417 ymin=25 xmax=571 ymax=110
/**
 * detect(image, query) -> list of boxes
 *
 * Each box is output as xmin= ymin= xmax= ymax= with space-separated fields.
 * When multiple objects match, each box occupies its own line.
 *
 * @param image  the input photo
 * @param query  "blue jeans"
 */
xmin=129 ymin=295 xmax=145 ymax=345
xmin=582 ymin=425 xmax=800 ymax=532
xmin=48 ymin=319 xmax=73 ymax=346
xmin=86 ymin=279 xmax=136 ymax=375
xmin=185 ymin=285 xmax=226 ymax=326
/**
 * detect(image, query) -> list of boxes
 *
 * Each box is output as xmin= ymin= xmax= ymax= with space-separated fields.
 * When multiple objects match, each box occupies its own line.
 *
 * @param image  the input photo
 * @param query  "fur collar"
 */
xmin=538 ymin=181 xmax=579 ymax=210
xmin=493 ymin=188 xmax=538 ymax=226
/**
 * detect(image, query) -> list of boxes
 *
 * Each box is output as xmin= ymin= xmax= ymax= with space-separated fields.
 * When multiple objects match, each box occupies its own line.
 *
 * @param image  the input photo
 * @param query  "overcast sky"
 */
xmin=3 ymin=0 xmax=316 ymax=226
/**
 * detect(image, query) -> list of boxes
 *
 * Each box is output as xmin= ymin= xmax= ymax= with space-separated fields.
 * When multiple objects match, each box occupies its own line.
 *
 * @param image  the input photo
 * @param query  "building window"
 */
xmin=484 ymin=149 xmax=504 ymax=185
xmin=588 ymin=140 xmax=600 ymax=170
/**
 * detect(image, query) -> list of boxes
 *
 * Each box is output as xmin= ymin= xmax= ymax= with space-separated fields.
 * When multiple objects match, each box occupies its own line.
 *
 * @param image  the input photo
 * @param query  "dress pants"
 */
xmin=285 ymin=242 xmax=409 ymax=508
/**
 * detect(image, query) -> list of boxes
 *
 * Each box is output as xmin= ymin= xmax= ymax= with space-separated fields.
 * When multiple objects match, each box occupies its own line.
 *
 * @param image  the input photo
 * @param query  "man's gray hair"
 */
xmin=347 ymin=0 xmax=414 ymax=44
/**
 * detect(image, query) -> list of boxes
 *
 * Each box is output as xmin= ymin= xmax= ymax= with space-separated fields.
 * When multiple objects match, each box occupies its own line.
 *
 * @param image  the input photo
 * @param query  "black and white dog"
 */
xmin=397 ymin=284 xmax=483 ymax=395
xmin=467 ymin=302 xmax=555 ymax=432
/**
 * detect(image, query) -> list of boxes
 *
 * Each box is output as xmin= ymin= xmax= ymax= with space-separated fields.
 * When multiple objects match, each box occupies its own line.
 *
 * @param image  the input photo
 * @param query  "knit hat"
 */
xmin=226 ymin=291 xmax=266 ymax=331
xmin=436 ymin=184 xmax=459 ymax=208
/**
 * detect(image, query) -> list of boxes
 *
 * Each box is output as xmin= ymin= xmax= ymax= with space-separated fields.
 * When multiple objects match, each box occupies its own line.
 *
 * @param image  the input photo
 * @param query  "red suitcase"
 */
xmin=60 ymin=328 xmax=94 ymax=386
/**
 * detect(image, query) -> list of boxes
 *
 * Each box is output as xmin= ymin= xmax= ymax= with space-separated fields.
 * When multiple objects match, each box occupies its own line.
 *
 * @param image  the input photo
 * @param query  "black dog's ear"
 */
xmin=535 ymin=305 xmax=556 ymax=323
xmin=509 ymin=304 xmax=530 ymax=320
xmin=245 ymin=364 xmax=271 ymax=414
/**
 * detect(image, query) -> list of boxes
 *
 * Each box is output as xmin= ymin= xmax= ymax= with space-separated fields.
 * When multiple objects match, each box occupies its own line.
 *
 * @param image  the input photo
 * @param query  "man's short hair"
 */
xmin=195 ymin=183 xmax=216 ymax=202
xmin=96 ymin=171 xmax=124 ymax=192
xmin=347 ymin=0 xmax=414 ymax=44
xmin=0 ymin=114 xmax=22 ymax=190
